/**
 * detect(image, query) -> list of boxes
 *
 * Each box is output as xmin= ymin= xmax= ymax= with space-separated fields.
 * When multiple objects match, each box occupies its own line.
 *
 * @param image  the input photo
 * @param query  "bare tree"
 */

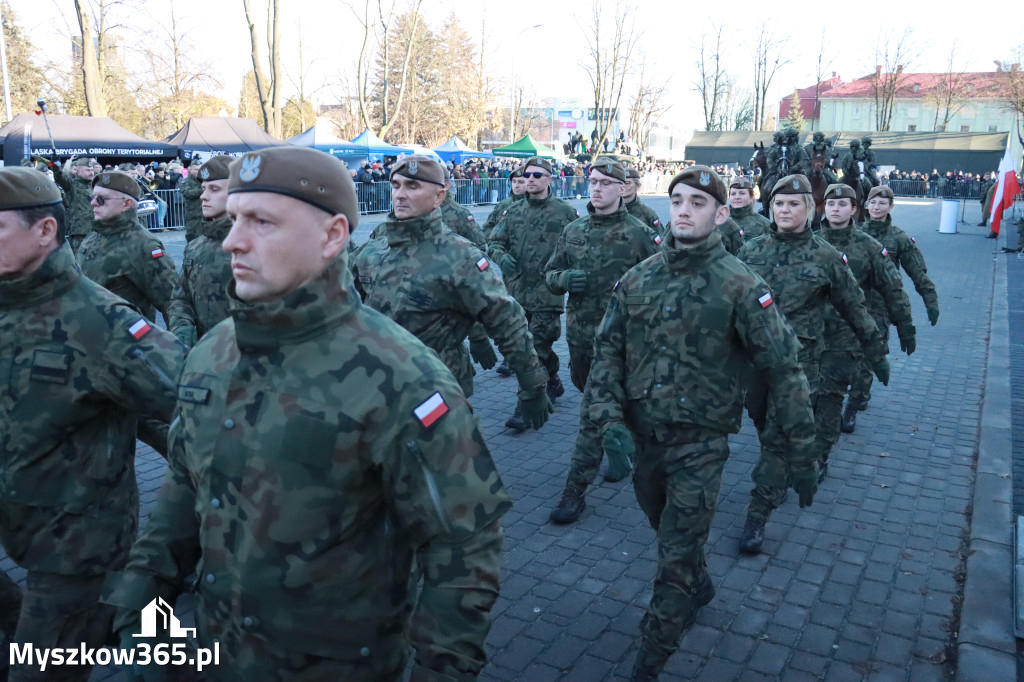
xmin=626 ymin=60 xmax=669 ymax=155
xmin=241 ymin=0 xmax=282 ymax=137
xmin=996 ymin=51 xmax=1024 ymax=165
xmin=750 ymin=22 xmax=792 ymax=130
xmin=869 ymin=28 xmax=916 ymax=131
xmin=925 ymin=43 xmax=969 ymax=132
xmin=810 ymin=29 xmax=832 ymax=131
xmin=580 ymin=0 xmax=640 ymax=155
xmin=73 ymin=0 xmax=107 ymax=116
xmin=716 ymin=75 xmax=753 ymax=131
xmin=694 ymin=24 xmax=727 ymax=131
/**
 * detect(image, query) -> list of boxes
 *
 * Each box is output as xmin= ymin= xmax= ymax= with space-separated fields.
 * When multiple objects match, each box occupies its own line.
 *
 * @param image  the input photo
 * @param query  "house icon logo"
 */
xmin=134 ymin=597 xmax=197 ymax=639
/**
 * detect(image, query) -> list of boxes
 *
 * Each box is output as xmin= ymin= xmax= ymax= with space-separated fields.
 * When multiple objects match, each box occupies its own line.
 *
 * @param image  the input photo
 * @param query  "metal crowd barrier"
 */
xmin=881 ymin=179 xmax=988 ymax=200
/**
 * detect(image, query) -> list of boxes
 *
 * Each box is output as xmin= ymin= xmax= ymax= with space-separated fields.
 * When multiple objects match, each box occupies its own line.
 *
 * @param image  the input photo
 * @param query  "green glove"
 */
xmin=601 ymin=423 xmax=636 ymax=479
xmin=469 ymin=338 xmax=497 ymax=369
xmin=559 ymin=269 xmax=588 ymax=293
xmin=873 ymin=357 xmax=890 ymax=386
xmin=790 ymin=461 xmax=819 ymax=508
xmin=897 ymin=326 xmax=916 ymax=356
xmin=927 ymin=307 xmax=939 ymax=326
xmin=518 ymin=386 xmax=553 ymax=430
xmin=172 ymin=324 xmax=196 ymax=348
xmin=498 ymin=254 xmax=518 ymax=276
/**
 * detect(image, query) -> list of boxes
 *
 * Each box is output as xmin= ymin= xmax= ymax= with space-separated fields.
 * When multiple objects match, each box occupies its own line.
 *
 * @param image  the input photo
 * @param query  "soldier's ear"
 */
xmin=323 ymin=212 xmax=350 ymax=260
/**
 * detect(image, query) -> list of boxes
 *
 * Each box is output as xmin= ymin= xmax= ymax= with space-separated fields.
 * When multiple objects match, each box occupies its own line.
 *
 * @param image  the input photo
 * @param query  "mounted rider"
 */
xmin=860 ymin=136 xmax=880 ymax=186
xmin=803 ymin=131 xmax=838 ymax=185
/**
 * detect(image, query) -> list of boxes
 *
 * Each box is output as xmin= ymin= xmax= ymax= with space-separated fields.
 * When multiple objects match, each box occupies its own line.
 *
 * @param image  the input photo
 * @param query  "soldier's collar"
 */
xmin=93 ymin=208 xmax=140 ymax=233
xmin=0 ymin=242 xmax=80 ymax=308
xmin=202 ymin=215 xmax=233 ymax=241
xmin=662 ymin=229 xmax=725 ymax=271
xmin=769 ymin=223 xmax=813 ymax=242
xmin=383 ymin=208 xmax=444 ymax=247
xmin=586 ymin=199 xmax=626 ymax=221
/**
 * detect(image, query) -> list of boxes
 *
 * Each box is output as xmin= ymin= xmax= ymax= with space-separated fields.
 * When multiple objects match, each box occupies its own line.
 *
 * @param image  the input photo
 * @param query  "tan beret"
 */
xmin=591 ymin=157 xmax=626 ymax=183
xmin=771 ymin=174 xmax=812 ymax=199
xmin=624 ymin=167 xmax=642 ymax=180
xmin=198 ymin=155 xmax=233 ymax=182
xmin=824 ymin=183 xmax=857 ymax=201
xmin=730 ymin=176 xmax=755 ymax=191
xmin=92 ymin=171 xmax=142 ymax=200
xmin=116 ymin=163 xmax=135 ymax=172
xmin=667 ymin=164 xmax=727 ymax=205
xmin=0 ymin=166 xmax=63 ymax=211
xmin=227 ymin=146 xmax=359 ymax=229
xmin=509 ymin=165 xmax=525 ymax=179
xmin=523 ymin=157 xmax=553 ymax=175
xmin=390 ymin=155 xmax=446 ymax=187
xmin=866 ymin=185 xmax=895 ymax=202
xmin=72 ymin=157 xmax=93 ymax=168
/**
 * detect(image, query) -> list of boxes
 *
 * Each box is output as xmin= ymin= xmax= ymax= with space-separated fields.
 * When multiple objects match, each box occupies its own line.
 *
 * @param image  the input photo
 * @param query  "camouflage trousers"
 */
xmin=747 ymin=344 xmax=820 ymax=522
xmin=848 ymin=321 xmax=889 ymax=408
xmin=815 ymin=349 xmax=862 ymax=464
xmin=8 ymin=572 xmax=113 ymax=682
xmin=565 ymin=341 xmax=604 ymax=490
xmin=523 ymin=309 xmax=561 ymax=377
xmin=632 ymin=430 xmax=728 ymax=670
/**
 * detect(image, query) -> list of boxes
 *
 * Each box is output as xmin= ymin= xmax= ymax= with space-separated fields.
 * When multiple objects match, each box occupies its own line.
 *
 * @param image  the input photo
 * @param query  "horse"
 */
xmin=841 ymin=163 xmax=874 ymax=221
xmin=807 ymin=149 xmax=832 ymax=229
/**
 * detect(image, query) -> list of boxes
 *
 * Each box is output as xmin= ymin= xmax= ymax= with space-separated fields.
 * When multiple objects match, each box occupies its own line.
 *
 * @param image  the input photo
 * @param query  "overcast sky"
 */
xmin=13 ymin=0 xmax=1023 ymax=133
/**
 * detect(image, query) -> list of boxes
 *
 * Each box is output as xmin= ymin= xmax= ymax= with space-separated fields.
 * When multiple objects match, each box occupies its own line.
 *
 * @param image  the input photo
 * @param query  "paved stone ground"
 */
xmin=0 ymin=196 xmax=1013 ymax=681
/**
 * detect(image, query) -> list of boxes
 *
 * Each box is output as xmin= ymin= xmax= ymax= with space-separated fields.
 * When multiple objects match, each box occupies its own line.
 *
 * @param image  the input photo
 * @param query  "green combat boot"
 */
xmin=549 ymin=485 xmax=586 ymax=524
xmin=504 ymin=405 xmax=527 ymax=432
xmin=546 ymin=375 xmax=565 ymax=402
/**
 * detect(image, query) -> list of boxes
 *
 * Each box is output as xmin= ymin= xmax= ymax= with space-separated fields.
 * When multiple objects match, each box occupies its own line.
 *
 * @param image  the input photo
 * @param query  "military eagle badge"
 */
xmin=239 ymin=154 xmax=262 ymax=183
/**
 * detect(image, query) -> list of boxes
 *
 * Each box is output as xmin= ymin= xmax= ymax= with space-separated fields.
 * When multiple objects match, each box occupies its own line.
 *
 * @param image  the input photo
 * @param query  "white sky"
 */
xmin=11 ymin=0 xmax=1023 ymax=134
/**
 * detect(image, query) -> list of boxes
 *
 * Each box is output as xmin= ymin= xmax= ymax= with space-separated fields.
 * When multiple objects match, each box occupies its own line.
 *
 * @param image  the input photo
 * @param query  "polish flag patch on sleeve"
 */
xmin=911 ymin=237 xmax=916 ymax=243
xmin=467 ymin=215 xmax=475 ymax=221
xmin=476 ymin=257 xmax=490 ymax=271
xmin=739 ymin=229 xmax=745 ymax=237
xmin=654 ymin=234 xmax=662 ymax=245
xmin=758 ymin=291 xmax=773 ymax=308
xmin=151 ymin=248 xmax=164 ymax=259
xmin=653 ymin=219 xmax=660 ymax=226
xmin=881 ymin=247 xmax=888 ymax=257
xmin=129 ymin=318 xmax=152 ymax=339
xmin=842 ymin=253 xmax=849 ymax=264
xmin=414 ymin=392 xmax=449 ymax=428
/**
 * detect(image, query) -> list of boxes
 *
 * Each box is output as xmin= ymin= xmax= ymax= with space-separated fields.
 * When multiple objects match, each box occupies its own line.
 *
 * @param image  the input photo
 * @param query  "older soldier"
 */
xmin=843 ymin=185 xmax=939 ymax=431
xmin=736 ymin=175 xmax=890 ymax=555
xmin=0 ymin=167 xmax=184 ymax=682
xmin=352 ymin=154 xmax=552 ymax=427
xmin=105 ymin=146 xmax=512 ymax=682
xmin=488 ymin=156 xmax=579 ymax=428
xmin=815 ymin=184 xmax=914 ymax=479
xmin=622 ymin=167 xmax=661 ymax=231
xmin=167 ymin=156 xmax=234 ymax=346
xmin=546 ymin=158 xmax=661 ymax=523
xmin=728 ymin=176 xmax=769 ymax=241
xmin=585 ymin=166 xmax=816 ymax=681
xmin=52 ymin=157 xmax=95 ymax=253
xmin=77 ymin=171 xmax=178 ymax=324
xmin=482 ymin=165 xmax=526 ymax=237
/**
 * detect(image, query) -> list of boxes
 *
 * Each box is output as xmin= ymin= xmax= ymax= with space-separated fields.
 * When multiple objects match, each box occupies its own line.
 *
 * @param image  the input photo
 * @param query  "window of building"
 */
xmin=907 ymin=124 xmax=917 ymax=132
xmin=988 ymin=125 xmax=999 ymax=132
xmin=960 ymin=125 xmax=971 ymax=132
xmin=853 ymin=106 xmax=860 ymax=119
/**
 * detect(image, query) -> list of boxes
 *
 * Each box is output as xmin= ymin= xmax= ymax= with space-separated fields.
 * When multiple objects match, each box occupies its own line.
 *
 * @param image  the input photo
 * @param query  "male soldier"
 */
xmin=52 ymin=157 xmax=95 ymax=253
xmin=728 ymin=176 xmax=769 ymax=241
xmin=737 ymin=174 xmax=890 ymax=554
xmin=546 ymin=158 xmax=660 ymax=523
xmin=105 ymin=146 xmax=512 ymax=682
xmin=784 ymin=128 xmax=808 ymax=178
xmin=482 ymin=165 xmax=526 ymax=237
xmin=622 ymin=167 xmax=662 ymax=231
xmin=802 ymin=131 xmax=838 ymax=185
xmin=167 ymin=156 xmax=234 ymax=346
xmin=815 ymin=184 xmax=914 ymax=479
xmin=840 ymin=138 xmax=866 ymax=189
xmin=860 ymin=136 xmax=879 ymax=186
xmin=488 ymin=156 xmax=579 ymax=428
xmin=77 ymin=170 xmax=178 ymax=324
xmin=178 ymin=163 xmax=206 ymax=242
xmin=0 ymin=167 xmax=184 ymax=682
xmin=585 ymin=166 xmax=816 ymax=681
xmin=351 ymin=154 xmax=552 ymax=428
xmin=439 ymin=183 xmax=487 ymax=247
xmin=715 ymin=210 xmax=747 ymax=256
xmin=843 ymin=185 xmax=939 ymax=431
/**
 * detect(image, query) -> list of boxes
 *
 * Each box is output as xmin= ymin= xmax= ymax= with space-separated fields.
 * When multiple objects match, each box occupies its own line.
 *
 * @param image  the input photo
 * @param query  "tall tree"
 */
xmin=996 ymin=51 xmax=1024 ymax=166
xmin=750 ymin=22 xmax=792 ymax=130
xmin=371 ymin=9 xmax=439 ymax=144
xmin=72 ymin=0 xmax=107 ymax=116
xmin=626 ymin=60 xmax=669 ymax=155
xmin=694 ymin=24 xmax=727 ymax=131
xmin=581 ymin=0 xmax=639 ymax=155
xmin=925 ymin=43 xmax=969 ymax=132
xmin=785 ymin=90 xmax=805 ymax=131
xmin=242 ymin=0 xmax=283 ymax=137
xmin=237 ymin=70 xmax=265 ymax=127
xmin=810 ymin=29 xmax=832 ymax=132
xmin=0 ymin=2 xmax=45 ymax=119
xmin=869 ymin=28 xmax=915 ymax=131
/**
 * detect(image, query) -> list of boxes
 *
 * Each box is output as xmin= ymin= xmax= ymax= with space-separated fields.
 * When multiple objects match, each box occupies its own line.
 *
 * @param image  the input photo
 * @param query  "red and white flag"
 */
xmin=990 ymin=146 xmax=1020 ymax=236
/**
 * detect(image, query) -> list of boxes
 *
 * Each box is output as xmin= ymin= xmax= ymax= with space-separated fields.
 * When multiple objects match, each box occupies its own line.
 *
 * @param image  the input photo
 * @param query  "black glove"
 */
xmin=897 ymin=326 xmax=916 ymax=356
xmin=926 ymin=307 xmax=940 ymax=326
xmin=469 ymin=338 xmax=497 ymax=370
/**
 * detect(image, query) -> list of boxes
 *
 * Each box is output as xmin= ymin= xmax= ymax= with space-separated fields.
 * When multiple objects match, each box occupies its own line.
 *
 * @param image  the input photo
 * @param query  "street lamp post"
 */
xmin=509 ymin=24 xmax=541 ymax=144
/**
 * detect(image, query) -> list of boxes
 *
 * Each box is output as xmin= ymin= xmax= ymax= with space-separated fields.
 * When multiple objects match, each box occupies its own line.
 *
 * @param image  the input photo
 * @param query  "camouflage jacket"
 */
xmin=0 ymin=243 xmax=184 ymax=576
xmin=439 ymin=192 xmax=487 ymax=247
xmin=819 ymin=222 xmax=914 ymax=351
xmin=544 ymin=202 xmax=660 ymax=346
xmin=729 ymin=204 xmax=770 ymax=241
xmin=586 ymin=232 xmax=815 ymax=453
xmin=487 ymin=191 xmax=579 ymax=312
xmin=167 ymin=216 xmax=233 ymax=346
xmin=482 ymin=193 xmax=525 ymax=237
xmin=179 ymin=174 xmax=205 ymax=242
xmin=624 ymin=196 xmax=662 ymax=232
xmin=860 ymin=216 xmax=939 ymax=319
xmin=77 ymin=209 xmax=178 ymax=322
xmin=53 ymin=167 xmax=94 ymax=243
xmin=716 ymin=216 xmax=746 ymax=256
xmin=352 ymin=210 xmax=547 ymax=398
xmin=105 ymin=256 xmax=511 ymax=680
xmin=737 ymin=226 xmax=886 ymax=364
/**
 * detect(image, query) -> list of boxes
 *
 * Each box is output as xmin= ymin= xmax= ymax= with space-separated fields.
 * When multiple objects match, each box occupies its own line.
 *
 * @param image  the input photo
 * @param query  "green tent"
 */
xmin=491 ymin=134 xmax=559 ymax=158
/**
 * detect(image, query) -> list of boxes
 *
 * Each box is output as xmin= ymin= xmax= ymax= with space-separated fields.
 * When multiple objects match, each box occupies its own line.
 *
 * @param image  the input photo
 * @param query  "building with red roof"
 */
xmin=777 ymin=73 xmax=843 ymax=129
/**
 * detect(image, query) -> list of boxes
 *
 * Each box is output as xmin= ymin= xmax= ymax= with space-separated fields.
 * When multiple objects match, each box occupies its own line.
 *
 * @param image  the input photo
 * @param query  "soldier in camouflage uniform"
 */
xmin=802 ymin=132 xmax=838 ymax=185
xmin=482 ymin=165 xmax=525 ymax=238
xmin=439 ymin=185 xmax=487 ymax=247
xmin=736 ymin=174 xmax=890 ymax=555
xmin=860 ymin=136 xmax=879 ymax=186
xmin=0 ymin=167 xmax=185 ymax=682
xmin=488 ymin=156 xmax=580 ymax=428
xmin=584 ymin=166 xmax=816 ymax=682
xmin=815 ymin=184 xmax=914 ymax=480
xmin=546 ymin=158 xmax=661 ymax=524
xmin=622 ymin=167 xmax=662 ymax=231
xmin=715 ymin=213 xmax=747 ymax=256
xmin=351 ymin=155 xmax=552 ymax=428
xmin=178 ymin=167 xmax=205 ymax=242
xmin=52 ymin=157 xmax=95 ymax=253
xmin=105 ymin=146 xmax=512 ymax=682
xmin=728 ymin=176 xmax=769 ymax=241
xmin=844 ymin=185 xmax=939 ymax=432
xmin=167 ymin=156 xmax=235 ymax=347
xmin=784 ymin=128 xmax=808 ymax=178
xmin=77 ymin=171 xmax=178 ymax=324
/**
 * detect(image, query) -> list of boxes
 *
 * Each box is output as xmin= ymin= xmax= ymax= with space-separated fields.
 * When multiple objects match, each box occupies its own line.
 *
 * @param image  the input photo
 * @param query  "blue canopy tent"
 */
xmin=287 ymin=125 xmax=367 ymax=166
xmin=433 ymin=136 xmax=492 ymax=163
xmin=347 ymin=129 xmax=412 ymax=160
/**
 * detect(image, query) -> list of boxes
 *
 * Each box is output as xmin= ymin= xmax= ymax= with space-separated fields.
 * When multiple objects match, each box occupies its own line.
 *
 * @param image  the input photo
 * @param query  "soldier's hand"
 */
xmin=519 ymin=386 xmax=553 ymax=430
xmin=790 ymin=462 xmax=819 ymax=508
xmin=601 ymin=423 xmax=636 ymax=478
xmin=872 ymin=358 xmax=890 ymax=386
xmin=926 ymin=307 xmax=940 ymax=326
xmin=469 ymin=338 xmax=498 ymax=370
xmin=897 ymin=326 xmax=916 ymax=356
xmin=173 ymin=325 xmax=197 ymax=348
xmin=563 ymin=269 xmax=588 ymax=293
xmin=497 ymin=254 xmax=518 ymax=276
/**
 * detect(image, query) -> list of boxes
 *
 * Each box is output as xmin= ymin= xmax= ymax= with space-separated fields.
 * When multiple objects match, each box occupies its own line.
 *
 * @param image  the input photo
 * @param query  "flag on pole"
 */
xmin=990 ymin=146 xmax=1020 ymax=236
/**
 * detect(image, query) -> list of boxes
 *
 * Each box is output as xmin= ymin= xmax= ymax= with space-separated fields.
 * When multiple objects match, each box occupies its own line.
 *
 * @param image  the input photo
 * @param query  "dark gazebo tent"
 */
xmin=162 ymin=117 xmax=290 ymax=154
xmin=0 ymin=113 xmax=177 ymax=164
